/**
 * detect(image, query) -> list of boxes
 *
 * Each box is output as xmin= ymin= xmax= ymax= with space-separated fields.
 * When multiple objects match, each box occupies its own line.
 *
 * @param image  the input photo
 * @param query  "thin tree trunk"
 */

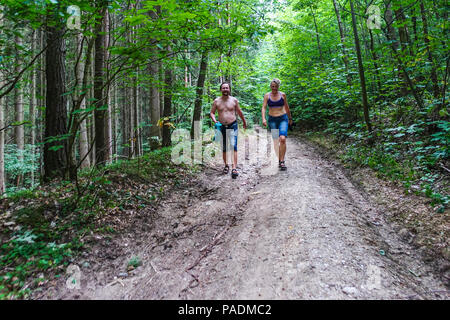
xmin=38 ymin=25 xmax=45 ymax=180
xmin=0 ymin=6 xmax=5 ymax=193
xmin=332 ymin=0 xmax=351 ymax=86
xmin=162 ymin=48 xmax=173 ymax=147
xmin=420 ymin=1 xmax=440 ymax=98
xmin=94 ymin=2 xmax=109 ymax=166
xmin=311 ymin=8 xmax=324 ymax=65
xmin=394 ymin=6 xmax=413 ymax=57
xmin=0 ymin=92 xmax=4 ymax=194
xmin=30 ymin=29 xmax=38 ymax=187
xmin=369 ymin=29 xmax=382 ymax=97
xmin=15 ymin=34 xmax=25 ymax=187
xmin=349 ymin=0 xmax=372 ymax=134
xmin=105 ymin=9 xmax=112 ymax=163
xmin=77 ymin=33 xmax=90 ymax=169
xmin=149 ymin=55 xmax=160 ymax=149
xmin=385 ymin=2 xmax=399 ymax=51
xmin=121 ymin=84 xmax=130 ymax=158
xmin=191 ymin=51 xmax=208 ymax=139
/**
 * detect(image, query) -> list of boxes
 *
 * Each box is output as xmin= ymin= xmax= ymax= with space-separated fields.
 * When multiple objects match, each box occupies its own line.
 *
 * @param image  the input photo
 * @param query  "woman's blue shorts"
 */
xmin=268 ymin=114 xmax=288 ymax=139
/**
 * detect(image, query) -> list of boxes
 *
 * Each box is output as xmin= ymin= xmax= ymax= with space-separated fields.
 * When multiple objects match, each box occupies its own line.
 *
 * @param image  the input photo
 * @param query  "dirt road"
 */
xmin=41 ymin=128 xmax=448 ymax=300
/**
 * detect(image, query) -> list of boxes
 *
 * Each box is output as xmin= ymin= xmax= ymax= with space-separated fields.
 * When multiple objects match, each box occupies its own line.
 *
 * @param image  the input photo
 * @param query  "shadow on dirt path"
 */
xmin=37 ymin=127 xmax=448 ymax=300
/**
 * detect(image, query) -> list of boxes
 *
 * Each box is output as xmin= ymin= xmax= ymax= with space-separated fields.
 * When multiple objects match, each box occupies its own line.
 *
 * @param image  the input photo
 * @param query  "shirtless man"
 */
xmin=210 ymin=82 xmax=247 ymax=179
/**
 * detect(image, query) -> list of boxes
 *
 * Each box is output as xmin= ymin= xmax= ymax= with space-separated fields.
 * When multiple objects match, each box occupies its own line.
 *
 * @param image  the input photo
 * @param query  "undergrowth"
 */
xmin=0 ymin=146 xmax=193 ymax=299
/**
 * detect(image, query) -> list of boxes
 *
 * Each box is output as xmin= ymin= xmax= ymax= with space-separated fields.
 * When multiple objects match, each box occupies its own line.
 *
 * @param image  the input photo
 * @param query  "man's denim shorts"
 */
xmin=219 ymin=120 xmax=238 ymax=152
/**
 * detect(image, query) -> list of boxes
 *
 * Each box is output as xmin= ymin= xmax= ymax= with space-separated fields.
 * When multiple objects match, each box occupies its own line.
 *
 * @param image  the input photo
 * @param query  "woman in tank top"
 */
xmin=261 ymin=78 xmax=293 ymax=171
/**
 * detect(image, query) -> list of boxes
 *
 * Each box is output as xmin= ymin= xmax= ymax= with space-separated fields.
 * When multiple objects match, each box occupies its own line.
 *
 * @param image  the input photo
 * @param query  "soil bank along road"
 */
xmin=44 ymin=128 xmax=448 ymax=299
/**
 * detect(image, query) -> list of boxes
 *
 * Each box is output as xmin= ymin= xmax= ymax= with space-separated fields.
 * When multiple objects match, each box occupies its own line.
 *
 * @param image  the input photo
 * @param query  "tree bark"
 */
xmin=191 ymin=51 xmax=208 ymax=140
xmin=15 ymin=33 xmax=24 ymax=187
xmin=30 ymin=29 xmax=38 ymax=187
xmin=420 ymin=1 xmax=440 ymax=98
xmin=162 ymin=48 xmax=173 ymax=147
xmin=349 ymin=0 xmax=372 ymax=134
xmin=94 ymin=2 xmax=109 ymax=166
xmin=311 ymin=7 xmax=324 ymax=65
xmin=44 ymin=22 xmax=68 ymax=181
xmin=0 ymin=7 xmax=5 ymax=193
xmin=332 ymin=0 xmax=351 ymax=86
xmin=77 ymin=33 xmax=91 ymax=169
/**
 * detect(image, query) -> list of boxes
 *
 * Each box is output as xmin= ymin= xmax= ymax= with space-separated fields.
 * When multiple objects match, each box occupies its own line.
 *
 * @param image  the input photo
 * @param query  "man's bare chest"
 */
xmin=217 ymin=100 xmax=236 ymax=112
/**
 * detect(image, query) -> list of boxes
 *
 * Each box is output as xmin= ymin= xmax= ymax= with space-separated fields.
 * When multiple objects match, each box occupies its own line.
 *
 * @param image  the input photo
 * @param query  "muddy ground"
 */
xmin=33 ymin=127 xmax=449 ymax=300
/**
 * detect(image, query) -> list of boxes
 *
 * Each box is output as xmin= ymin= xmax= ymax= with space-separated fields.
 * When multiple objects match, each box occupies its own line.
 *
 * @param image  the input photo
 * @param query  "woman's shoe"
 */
xmin=223 ymin=165 xmax=230 ymax=174
xmin=279 ymin=161 xmax=287 ymax=171
xmin=231 ymin=168 xmax=239 ymax=179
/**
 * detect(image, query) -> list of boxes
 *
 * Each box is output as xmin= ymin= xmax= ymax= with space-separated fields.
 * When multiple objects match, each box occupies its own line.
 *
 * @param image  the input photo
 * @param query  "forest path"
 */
xmin=45 ymin=127 xmax=448 ymax=299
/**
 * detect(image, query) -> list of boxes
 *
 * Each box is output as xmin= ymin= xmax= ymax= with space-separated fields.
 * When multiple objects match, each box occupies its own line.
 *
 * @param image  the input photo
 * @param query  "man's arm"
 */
xmin=235 ymin=99 xmax=247 ymax=129
xmin=210 ymin=99 xmax=218 ymax=124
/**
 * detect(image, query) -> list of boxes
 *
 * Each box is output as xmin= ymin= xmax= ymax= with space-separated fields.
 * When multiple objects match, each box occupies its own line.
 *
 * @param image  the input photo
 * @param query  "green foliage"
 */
xmin=127 ymin=256 xmax=142 ymax=269
xmin=4 ymin=144 xmax=40 ymax=193
xmin=0 ymin=229 xmax=73 ymax=300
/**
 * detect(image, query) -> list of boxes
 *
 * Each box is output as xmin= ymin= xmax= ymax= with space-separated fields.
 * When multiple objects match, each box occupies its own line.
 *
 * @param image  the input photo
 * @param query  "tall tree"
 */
xmin=332 ymin=0 xmax=351 ymax=86
xmin=349 ymin=0 xmax=372 ymax=133
xmin=0 ymin=5 xmax=5 ymax=194
xmin=94 ymin=2 xmax=110 ymax=166
xmin=30 ymin=29 xmax=38 ymax=186
xmin=43 ymin=14 xmax=68 ymax=181
xmin=14 ymin=33 xmax=25 ymax=187
xmin=191 ymin=50 xmax=208 ymax=139
xmin=420 ymin=1 xmax=440 ymax=99
xmin=162 ymin=47 xmax=173 ymax=147
xmin=77 ymin=33 xmax=91 ymax=169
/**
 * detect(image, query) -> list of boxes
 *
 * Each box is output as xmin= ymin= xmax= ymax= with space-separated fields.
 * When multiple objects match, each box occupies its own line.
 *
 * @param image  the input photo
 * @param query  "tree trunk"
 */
xmin=394 ymin=6 xmax=414 ymax=57
xmin=105 ymin=9 xmax=113 ymax=163
xmin=121 ymin=84 xmax=130 ymax=158
xmin=0 ymin=92 xmax=4 ymax=194
xmin=77 ymin=33 xmax=91 ymax=169
xmin=15 ymin=34 xmax=25 ymax=187
xmin=149 ymin=54 xmax=161 ymax=149
xmin=191 ymin=51 xmax=208 ymax=140
xmin=311 ymin=8 xmax=324 ymax=65
xmin=94 ymin=3 xmax=109 ymax=166
xmin=420 ymin=1 xmax=440 ymax=99
xmin=162 ymin=48 xmax=173 ymax=147
xmin=332 ymin=0 xmax=351 ymax=86
xmin=44 ymin=22 xmax=68 ymax=181
xmin=30 ymin=29 xmax=38 ymax=187
xmin=349 ymin=0 xmax=372 ymax=134
xmin=369 ymin=29 xmax=382 ymax=98
xmin=0 ymin=7 xmax=5 ymax=193
xmin=384 ymin=3 xmax=399 ymax=52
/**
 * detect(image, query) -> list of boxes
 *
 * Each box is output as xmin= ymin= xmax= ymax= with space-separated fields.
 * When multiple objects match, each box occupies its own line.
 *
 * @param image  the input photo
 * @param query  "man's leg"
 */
xmin=233 ymin=150 xmax=238 ymax=170
xmin=221 ymin=126 xmax=229 ymax=173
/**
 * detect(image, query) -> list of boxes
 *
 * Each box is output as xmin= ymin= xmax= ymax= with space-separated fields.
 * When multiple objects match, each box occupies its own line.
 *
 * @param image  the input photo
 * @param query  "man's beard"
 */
xmin=222 ymin=91 xmax=229 ymax=96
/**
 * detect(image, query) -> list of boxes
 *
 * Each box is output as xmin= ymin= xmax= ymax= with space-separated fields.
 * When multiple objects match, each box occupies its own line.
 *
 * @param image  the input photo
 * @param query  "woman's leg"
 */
xmin=278 ymin=115 xmax=289 ymax=162
xmin=268 ymin=116 xmax=280 ymax=158
xmin=279 ymin=135 xmax=286 ymax=161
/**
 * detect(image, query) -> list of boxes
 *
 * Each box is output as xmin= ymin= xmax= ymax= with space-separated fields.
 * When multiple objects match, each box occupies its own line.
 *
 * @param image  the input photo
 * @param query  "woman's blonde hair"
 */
xmin=271 ymin=78 xmax=281 ymax=87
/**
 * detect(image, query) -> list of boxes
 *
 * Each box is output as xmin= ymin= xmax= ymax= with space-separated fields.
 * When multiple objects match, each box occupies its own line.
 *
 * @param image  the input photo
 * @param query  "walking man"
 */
xmin=210 ymin=82 xmax=247 ymax=179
